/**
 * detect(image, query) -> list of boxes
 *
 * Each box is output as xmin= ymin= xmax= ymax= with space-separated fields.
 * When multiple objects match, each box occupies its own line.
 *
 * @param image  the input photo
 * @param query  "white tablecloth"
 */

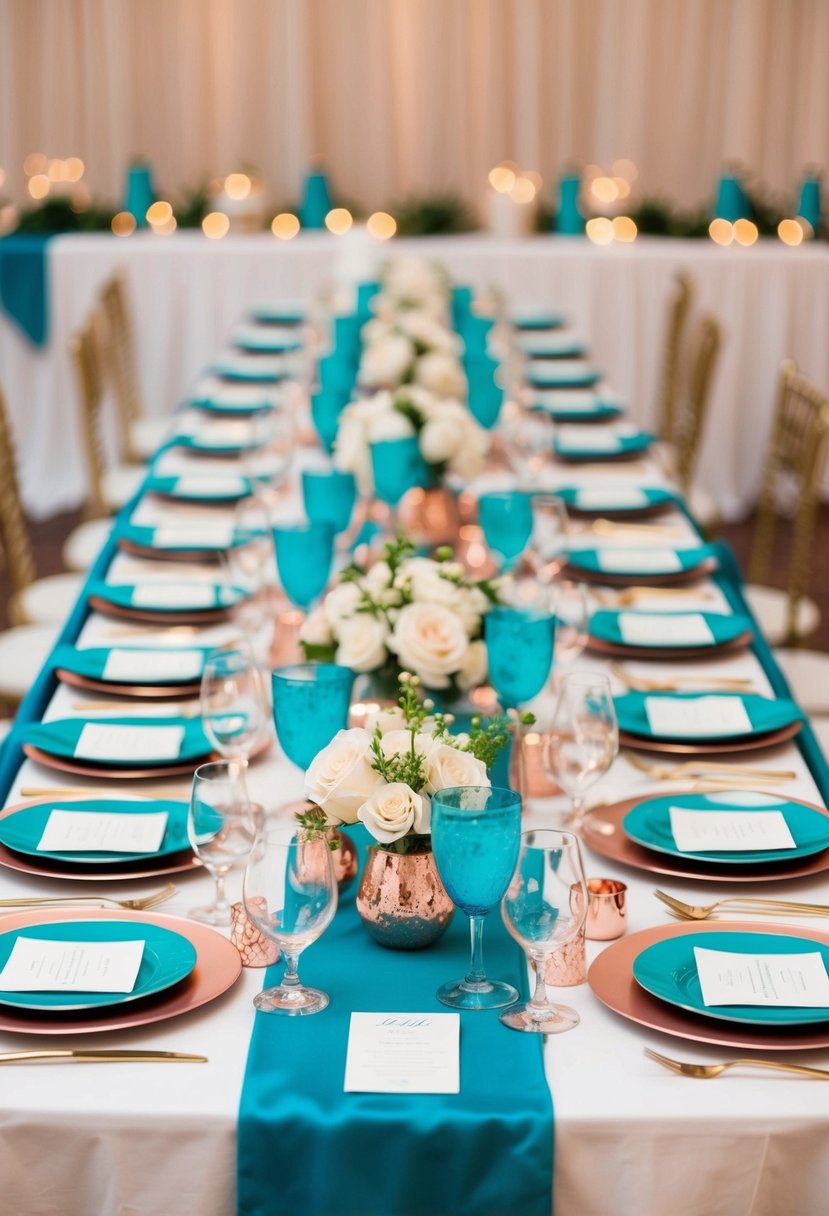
xmin=3 ymin=411 xmax=829 ymax=1214
xmin=3 ymin=232 xmax=829 ymax=520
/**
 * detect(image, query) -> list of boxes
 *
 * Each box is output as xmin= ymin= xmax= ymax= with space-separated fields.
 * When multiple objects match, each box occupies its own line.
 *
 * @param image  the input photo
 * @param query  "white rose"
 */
xmin=361 ymin=318 xmax=394 ymax=346
xmin=359 ymin=334 xmax=415 ymax=389
xmin=456 ymin=639 xmax=488 ymax=691
xmin=414 ymin=351 xmax=467 ymax=398
xmin=390 ymin=601 xmax=470 ymax=689
xmin=323 ymin=581 xmax=363 ymax=626
xmin=420 ymin=417 xmax=463 ymax=465
xmin=424 ymin=743 xmax=490 ymax=796
xmin=299 ymin=607 xmax=334 ymax=648
xmin=363 ymin=560 xmax=394 ymax=596
xmin=398 ymin=557 xmax=458 ymax=607
xmin=367 ymin=407 xmax=416 ymax=443
xmin=448 ymin=419 xmax=488 ymax=481
xmin=379 ymin=729 xmax=438 ymax=763
xmin=365 ymin=706 xmax=408 ymax=735
xmin=333 ymin=414 xmax=373 ymax=495
xmin=357 ymin=780 xmax=431 ymax=844
xmin=304 ymin=728 xmax=379 ymax=825
xmin=335 ymin=615 xmax=389 ymax=673
xmin=401 ymin=312 xmax=460 ymax=354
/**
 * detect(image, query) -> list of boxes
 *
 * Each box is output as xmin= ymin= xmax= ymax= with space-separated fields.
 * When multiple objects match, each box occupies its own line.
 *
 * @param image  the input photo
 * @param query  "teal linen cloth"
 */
xmin=237 ymin=826 xmax=553 ymax=1216
xmin=0 ymin=234 xmax=51 ymax=345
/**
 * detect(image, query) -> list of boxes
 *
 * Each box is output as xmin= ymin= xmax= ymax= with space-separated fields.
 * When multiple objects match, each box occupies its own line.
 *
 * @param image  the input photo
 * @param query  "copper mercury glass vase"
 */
xmin=356 ymin=845 xmax=455 ymax=949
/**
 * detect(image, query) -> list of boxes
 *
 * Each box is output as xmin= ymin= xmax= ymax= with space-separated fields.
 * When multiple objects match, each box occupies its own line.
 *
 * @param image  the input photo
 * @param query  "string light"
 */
xmin=591 ymin=177 xmax=619 ymax=204
xmin=612 ymin=215 xmax=638 ymax=242
xmin=224 ymin=173 xmax=251 ymax=200
xmin=733 ymin=218 xmax=758 ymax=246
xmin=271 ymin=212 xmax=300 ymax=240
xmin=488 ymin=165 xmax=516 ymax=193
xmin=111 ymin=211 xmax=136 ymax=237
xmin=367 ymin=211 xmax=396 ymax=239
xmin=146 ymin=200 xmax=173 ymax=226
xmin=23 ymin=153 xmax=46 ymax=177
xmin=65 ymin=157 xmax=85 ymax=182
xmin=28 ymin=174 xmax=50 ymax=200
xmin=510 ymin=177 xmax=537 ymax=204
xmin=778 ymin=218 xmax=804 ymax=246
xmin=708 ymin=218 xmax=733 ymax=245
xmin=202 ymin=211 xmax=230 ymax=239
xmin=585 ymin=216 xmax=614 ymax=245
xmin=325 ymin=207 xmax=352 ymax=234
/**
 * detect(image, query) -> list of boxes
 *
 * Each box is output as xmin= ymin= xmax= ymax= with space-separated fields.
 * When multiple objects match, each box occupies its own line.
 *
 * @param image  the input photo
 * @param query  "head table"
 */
xmin=1 ymin=293 xmax=829 ymax=1216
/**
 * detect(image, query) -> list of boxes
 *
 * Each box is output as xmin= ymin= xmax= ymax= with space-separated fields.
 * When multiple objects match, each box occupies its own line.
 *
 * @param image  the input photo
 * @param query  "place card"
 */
xmin=344 ymin=1012 xmax=460 ymax=1094
xmin=576 ymin=488 xmax=649 ymax=509
xmin=556 ymin=427 xmax=620 ymax=453
xmin=529 ymin=358 xmax=591 ymax=379
xmin=645 ymin=695 xmax=753 ymax=738
xmin=102 ymin=649 xmax=204 ymax=683
xmin=37 ymin=809 xmax=169 ymax=854
xmin=74 ymin=723 xmax=185 ymax=763
xmin=536 ymin=389 xmax=599 ymax=410
xmin=0 ymin=936 xmax=145 ymax=993
xmin=131 ymin=584 xmax=217 ymax=609
xmin=694 ymin=946 xmax=829 ymax=1007
xmin=174 ymin=475 xmax=248 ymax=497
xmin=597 ymin=547 xmax=682 ymax=573
xmin=619 ymin=612 xmax=714 ymax=647
xmin=669 ymin=807 xmax=796 ymax=852
xmin=194 ymin=422 xmax=254 ymax=447
xmin=152 ymin=525 xmax=234 ymax=550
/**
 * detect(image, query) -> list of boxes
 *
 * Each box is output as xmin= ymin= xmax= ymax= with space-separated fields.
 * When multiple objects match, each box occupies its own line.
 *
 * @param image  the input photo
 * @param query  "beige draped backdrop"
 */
xmin=0 ymin=0 xmax=827 ymax=215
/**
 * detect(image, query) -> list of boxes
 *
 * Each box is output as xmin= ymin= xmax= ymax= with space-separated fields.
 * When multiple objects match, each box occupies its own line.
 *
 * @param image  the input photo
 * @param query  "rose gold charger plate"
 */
xmin=563 ymin=558 xmax=717 ymax=588
xmin=618 ymin=719 xmax=802 ymax=756
xmin=581 ymin=791 xmax=829 ymax=883
xmin=55 ymin=669 xmax=203 ymax=700
xmin=22 ymin=744 xmax=208 ymax=781
xmin=565 ymin=500 xmax=676 ymax=522
xmin=116 ymin=538 xmax=221 ymax=564
xmin=0 ymin=907 xmax=241 ymax=1035
xmin=589 ymin=920 xmax=829 ymax=1050
xmin=88 ymin=595 xmax=232 ymax=627
xmin=586 ymin=629 xmax=754 ymax=662
xmin=0 ymin=797 xmax=202 ymax=882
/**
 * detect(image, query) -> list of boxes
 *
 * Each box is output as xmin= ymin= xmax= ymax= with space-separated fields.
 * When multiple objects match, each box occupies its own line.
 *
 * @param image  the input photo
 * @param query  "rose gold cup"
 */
xmin=230 ymin=898 xmax=280 ymax=968
xmin=543 ymin=924 xmax=587 ymax=987
xmin=583 ymin=878 xmax=627 ymax=940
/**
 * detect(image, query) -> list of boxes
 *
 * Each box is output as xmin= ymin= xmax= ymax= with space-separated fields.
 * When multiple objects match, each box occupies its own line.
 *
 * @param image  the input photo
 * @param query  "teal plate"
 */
xmin=527 ymin=361 xmax=601 ymax=388
xmin=614 ymin=690 xmax=804 ymax=743
xmin=0 ymin=798 xmax=190 ymax=864
xmin=115 ymin=522 xmax=260 ymax=554
xmin=52 ymin=645 xmax=210 ymax=687
xmin=87 ymin=580 xmax=245 ymax=615
xmin=554 ymin=430 xmax=654 ymax=460
xmin=171 ymin=433 xmax=261 ymax=456
xmin=23 ymin=716 xmax=211 ymax=768
xmin=533 ymin=398 xmax=623 ymax=423
xmin=511 ymin=310 xmax=565 ymax=330
xmin=212 ymin=360 xmax=285 ymax=383
xmin=191 ymin=395 xmax=274 ymax=416
xmin=567 ymin=543 xmax=717 ymax=578
xmin=623 ymin=792 xmax=829 ymax=865
xmin=235 ymin=335 xmax=302 ymax=354
xmin=633 ymin=931 xmax=829 ymax=1026
xmin=147 ymin=474 xmax=254 ymax=503
xmin=522 ymin=338 xmax=588 ymax=359
xmin=250 ymin=306 xmax=304 ymax=325
xmin=590 ymin=609 xmax=753 ymax=651
xmin=556 ymin=486 xmax=677 ymax=514
xmin=0 ymin=920 xmax=197 ymax=1012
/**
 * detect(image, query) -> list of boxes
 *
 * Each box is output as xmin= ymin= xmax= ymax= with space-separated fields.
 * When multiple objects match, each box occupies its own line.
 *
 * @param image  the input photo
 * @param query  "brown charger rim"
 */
xmin=618 ymin=718 xmax=802 ymax=756
xmin=56 ymin=669 xmax=203 ymax=701
xmin=563 ymin=499 xmax=675 ymax=520
xmin=588 ymin=920 xmax=829 ymax=1050
xmin=117 ymin=538 xmax=222 ymax=564
xmin=556 ymin=447 xmax=649 ymax=465
xmin=586 ymin=629 xmax=754 ymax=662
xmin=581 ymin=790 xmax=829 ymax=883
xmin=22 ymin=743 xmax=209 ymax=781
xmin=563 ymin=558 xmax=717 ymax=587
xmin=88 ymin=595 xmax=232 ymax=626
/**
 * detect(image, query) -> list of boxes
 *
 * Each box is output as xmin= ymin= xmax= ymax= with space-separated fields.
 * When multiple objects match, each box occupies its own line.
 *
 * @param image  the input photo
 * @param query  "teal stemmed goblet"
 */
xmin=302 ymin=468 xmax=357 ymax=536
xmin=272 ymin=520 xmax=334 ymax=613
xmin=431 ymin=785 xmax=522 ymax=1011
xmin=478 ymin=491 xmax=533 ymax=572
xmin=370 ymin=435 xmax=427 ymax=538
xmin=485 ymin=604 xmax=556 ymax=710
xmin=271 ymin=663 xmax=355 ymax=771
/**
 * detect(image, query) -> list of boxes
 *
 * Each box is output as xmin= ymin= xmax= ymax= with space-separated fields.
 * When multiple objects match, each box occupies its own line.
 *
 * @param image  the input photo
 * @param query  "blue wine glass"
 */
xmin=460 ymin=315 xmax=495 ymax=356
xmin=431 ymin=786 xmax=522 ymax=1011
xmin=310 ymin=388 xmax=349 ymax=453
xmin=370 ymin=436 xmax=426 ymax=507
xmin=485 ymin=605 xmax=556 ymax=709
xmin=273 ymin=520 xmax=334 ymax=611
xmin=467 ymin=369 xmax=504 ymax=429
xmin=302 ymin=468 xmax=357 ymax=535
xmin=271 ymin=663 xmax=355 ymax=771
xmin=478 ymin=491 xmax=533 ymax=571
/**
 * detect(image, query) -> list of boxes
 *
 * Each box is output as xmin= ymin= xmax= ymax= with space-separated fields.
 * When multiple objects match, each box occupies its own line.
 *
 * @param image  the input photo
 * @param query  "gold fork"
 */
xmin=623 ymin=753 xmax=796 ymax=782
xmin=72 ymin=701 xmax=202 ymax=717
xmin=594 ymin=587 xmax=717 ymax=606
xmin=588 ymin=520 xmax=681 ymax=539
xmin=610 ymin=662 xmax=753 ymax=693
xmin=645 ymin=1048 xmax=829 ymax=1080
xmin=0 ymin=883 xmax=177 ymax=912
xmin=654 ymin=888 xmax=829 ymax=921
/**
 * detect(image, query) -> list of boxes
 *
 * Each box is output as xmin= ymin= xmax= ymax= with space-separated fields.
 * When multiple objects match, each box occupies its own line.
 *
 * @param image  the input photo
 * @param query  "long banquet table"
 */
xmin=2 ymin=311 xmax=829 ymax=1216
xmin=3 ymin=231 xmax=829 ymax=521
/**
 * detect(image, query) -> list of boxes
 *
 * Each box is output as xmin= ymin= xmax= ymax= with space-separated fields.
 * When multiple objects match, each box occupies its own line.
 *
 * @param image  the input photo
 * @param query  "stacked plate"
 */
xmin=22 ymin=715 xmax=212 ymax=778
xmin=87 ymin=580 xmax=246 ymax=625
xmin=588 ymin=609 xmax=753 ymax=659
xmin=526 ymin=358 xmax=601 ymax=388
xmin=115 ymin=521 xmax=259 ymax=561
xmin=614 ymin=690 xmax=804 ymax=755
xmin=554 ymin=425 xmax=654 ymax=462
xmin=146 ymin=473 xmax=254 ymax=504
xmin=533 ymin=391 xmax=624 ymax=424
xmin=565 ymin=543 xmax=717 ymax=586
xmin=555 ymin=486 xmax=677 ymax=518
xmin=53 ymin=644 xmax=210 ymax=698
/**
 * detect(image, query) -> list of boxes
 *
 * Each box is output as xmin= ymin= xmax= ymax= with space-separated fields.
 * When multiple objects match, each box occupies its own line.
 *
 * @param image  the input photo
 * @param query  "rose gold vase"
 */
xmin=356 ymin=847 xmax=455 ymax=950
xmin=397 ymin=487 xmax=460 ymax=548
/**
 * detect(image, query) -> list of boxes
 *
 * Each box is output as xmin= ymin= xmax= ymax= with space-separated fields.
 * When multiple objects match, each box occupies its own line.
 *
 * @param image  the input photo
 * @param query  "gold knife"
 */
xmin=0 ymin=1049 xmax=207 ymax=1063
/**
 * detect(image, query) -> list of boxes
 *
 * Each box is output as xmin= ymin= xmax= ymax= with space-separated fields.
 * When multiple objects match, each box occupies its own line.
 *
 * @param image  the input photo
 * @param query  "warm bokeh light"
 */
xmin=146 ymin=200 xmax=173 ymax=225
xmin=0 ymin=168 xmax=5 ymax=191
xmin=778 ymin=218 xmax=804 ymax=246
xmin=325 ymin=207 xmax=353 ymax=234
xmin=0 ymin=204 xmax=19 ymax=234
xmin=612 ymin=215 xmax=638 ymax=242
xmin=152 ymin=215 xmax=177 ymax=236
xmin=65 ymin=157 xmax=85 ymax=182
xmin=28 ymin=174 xmax=50 ymax=200
xmin=586 ymin=216 xmax=614 ymax=245
xmin=613 ymin=177 xmax=631 ymax=199
xmin=583 ymin=163 xmax=603 ymax=182
xmin=524 ymin=169 xmax=544 ymax=191
xmin=796 ymin=216 xmax=815 ymax=240
xmin=488 ymin=165 xmax=516 ymax=193
xmin=591 ymin=176 xmax=619 ymax=204
xmin=70 ymin=183 xmax=91 ymax=212
xmin=47 ymin=158 xmax=67 ymax=182
xmin=733 ymin=218 xmax=758 ymax=246
xmin=612 ymin=158 xmax=639 ymax=181
xmin=510 ymin=177 xmax=537 ymax=204
xmin=111 ymin=211 xmax=137 ymax=237
xmin=708 ymin=218 xmax=734 ymax=245
xmin=271 ymin=212 xmax=300 ymax=240
xmin=367 ymin=211 xmax=397 ymax=239
xmin=224 ymin=173 xmax=252 ymax=200
xmin=202 ymin=211 xmax=230 ymax=239
xmin=23 ymin=152 xmax=46 ymax=177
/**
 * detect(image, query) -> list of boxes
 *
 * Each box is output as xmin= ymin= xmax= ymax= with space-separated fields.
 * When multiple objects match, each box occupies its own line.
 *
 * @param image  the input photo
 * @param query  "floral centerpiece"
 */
xmin=300 ymin=538 xmax=501 ymax=697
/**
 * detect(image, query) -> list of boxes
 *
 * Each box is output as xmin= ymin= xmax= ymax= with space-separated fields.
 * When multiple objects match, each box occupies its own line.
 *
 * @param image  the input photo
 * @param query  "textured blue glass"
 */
xmin=271 ymin=664 xmax=355 ymax=770
xmin=333 ymin=314 xmax=362 ymax=359
xmin=459 ymin=314 xmax=495 ymax=355
xmin=370 ymin=436 xmax=427 ymax=506
xmin=302 ymin=469 xmax=357 ymax=534
xmin=310 ymin=389 xmax=349 ymax=453
xmin=485 ymin=606 xmax=556 ymax=707
xmin=467 ymin=371 xmax=504 ymax=429
xmin=318 ymin=353 xmax=356 ymax=394
xmin=273 ymin=521 xmax=334 ymax=610
xmin=431 ymin=787 xmax=522 ymax=917
xmin=479 ymin=491 xmax=533 ymax=569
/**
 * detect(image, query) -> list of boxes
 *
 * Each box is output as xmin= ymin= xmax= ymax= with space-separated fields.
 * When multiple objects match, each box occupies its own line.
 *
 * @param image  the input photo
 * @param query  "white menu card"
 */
xmin=74 ymin=723 xmax=185 ymax=763
xmin=0 ymin=937 xmax=145 ymax=993
xmin=619 ymin=613 xmax=714 ymax=647
xmin=669 ymin=807 xmax=796 ymax=852
xmin=131 ymin=584 xmax=216 ymax=609
xmin=694 ymin=947 xmax=829 ymax=1007
xmin=598 ymin=548 xmax=682 ymax=573
xmin=102 ymin=649 xmax=204 ymax=683
xmin=152 ymin=525 xmax=234 ymax=550
xmin=344 ymin=1012 xmax=460 ymax=1094
xmin=37 ymin=809 xmax=169 ymax=854
xmin=645 ymin=695 xmax=753 ymax=738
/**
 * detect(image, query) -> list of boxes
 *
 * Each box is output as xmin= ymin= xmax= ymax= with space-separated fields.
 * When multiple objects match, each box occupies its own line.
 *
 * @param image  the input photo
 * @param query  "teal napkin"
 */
xmin=23 ymin=716 xmax=210 ymax=766
xmin=567 ymin=543 xmax=716 ymax=578
xmin=589 ymin=609 xmax=752 ymax=650
xmin=52 ymin=644 xmax=210 ymax=686
xmin=614 ymin=690 xmax=803 ymax=741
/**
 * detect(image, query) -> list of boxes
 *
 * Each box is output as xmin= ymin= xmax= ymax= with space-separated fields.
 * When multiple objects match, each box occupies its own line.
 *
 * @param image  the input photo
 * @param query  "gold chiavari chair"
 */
xmin=673 ymin=314 xmax=722 ymax=532
xmin=99 ymin=272 xmax=170 ymax=461
xmin=656 ymin=270 xmax=694 ymax=446
xmin=745 ymin=360 xmax=829 ymax=653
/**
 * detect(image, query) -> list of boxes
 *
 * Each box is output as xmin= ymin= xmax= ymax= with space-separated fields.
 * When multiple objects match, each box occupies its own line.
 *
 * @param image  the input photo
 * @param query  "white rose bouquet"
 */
xmin=299 ymin=538 xmax=501 ymax=696
xmin=333 ymin=385 xmax=487 ymax=495
xmin=299 ymin=673 xmax=513 ymax=852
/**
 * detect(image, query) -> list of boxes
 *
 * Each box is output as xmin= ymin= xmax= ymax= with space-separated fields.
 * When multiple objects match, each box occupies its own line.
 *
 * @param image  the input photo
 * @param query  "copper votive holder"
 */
xmin=543 ymin=925 xmax=587 ymax=987
xmin=584 ymin=878 xmax=628 ymax=940
xmin=230 ymin=899 xmax=280 ymax=968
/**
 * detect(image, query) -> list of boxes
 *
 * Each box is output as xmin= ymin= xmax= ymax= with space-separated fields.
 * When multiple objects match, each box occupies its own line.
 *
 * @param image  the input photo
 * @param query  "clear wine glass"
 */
xmin=430 ymin=785 xmax=522 ymax=1011
xmin=551 ymin=580 xmax=590 ymax=677
xmin=500 ymin=401 xmax=554 ymax=488
xmin=187 ymin=759 xmax=260 ymax=925
xmin=542 ymin=672 xmax=619 ymax=828
xmin=243 ymin=827 xmax=338 ymax=1015
xmin=528 ymin=494 xmax=570 ymax=583
xmin=501 ymin=829 xmax=588 ymax=1033
xmin=200 ymin=646 xmax=268 ymax=763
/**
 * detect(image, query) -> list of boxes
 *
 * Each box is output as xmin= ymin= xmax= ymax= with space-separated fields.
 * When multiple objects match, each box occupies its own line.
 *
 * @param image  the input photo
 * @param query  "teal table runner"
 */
xmin=0 ymin=234 xmax=52 ymax=346
xmin=237 ymin=826 xmax=554 ymax=1216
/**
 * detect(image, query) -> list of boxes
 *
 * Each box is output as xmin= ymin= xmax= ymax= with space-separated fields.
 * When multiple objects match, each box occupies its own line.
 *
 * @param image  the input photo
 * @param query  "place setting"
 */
xmin=613 ymin=688 xmax=805 ymax=755
xmin=525 ymin=357 xmax=602 ymax=389
xmin=52 ymin=644 xmax=211 ymax=698
xmin=531 ymin=389 xmax=625 ymax=423
xmin=553 ymin=422 xmax=655 ymax=462
xmin=554 ymin=485 xmax=680 ymax=518
xmin=564 ymin=542 xmax=719 ymax=586
xmin=144 ymin=471 xmax=255 ymax=505
xmin=114 ymin=518 xmax=261 ymax=562
xmin=21 ymin=715 xmax=213 ymax=779
xmin=86 ymin=579 xmax=248 ymax=625
xmin=231 ymin=323 xmax=303 ymax=355
xmin=587 ymin=608 xmax=754 ymax=659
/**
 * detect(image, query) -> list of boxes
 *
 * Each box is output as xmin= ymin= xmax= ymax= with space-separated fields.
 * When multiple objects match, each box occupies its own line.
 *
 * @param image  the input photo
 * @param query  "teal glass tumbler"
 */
xmin=273 ymin=520 xmax=334 ymax=610
xmin=271 ymin=663 xmax=355 ymax=771
xmin=370 ymin=436 xmax=427 ymax=506
xmin=478 ymin=491 xmax=533 ymax=570
xmin=485 ymin=605 xmax=556 ymax=708
xmin=302 ymin=468 xmax=357 ymax=534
